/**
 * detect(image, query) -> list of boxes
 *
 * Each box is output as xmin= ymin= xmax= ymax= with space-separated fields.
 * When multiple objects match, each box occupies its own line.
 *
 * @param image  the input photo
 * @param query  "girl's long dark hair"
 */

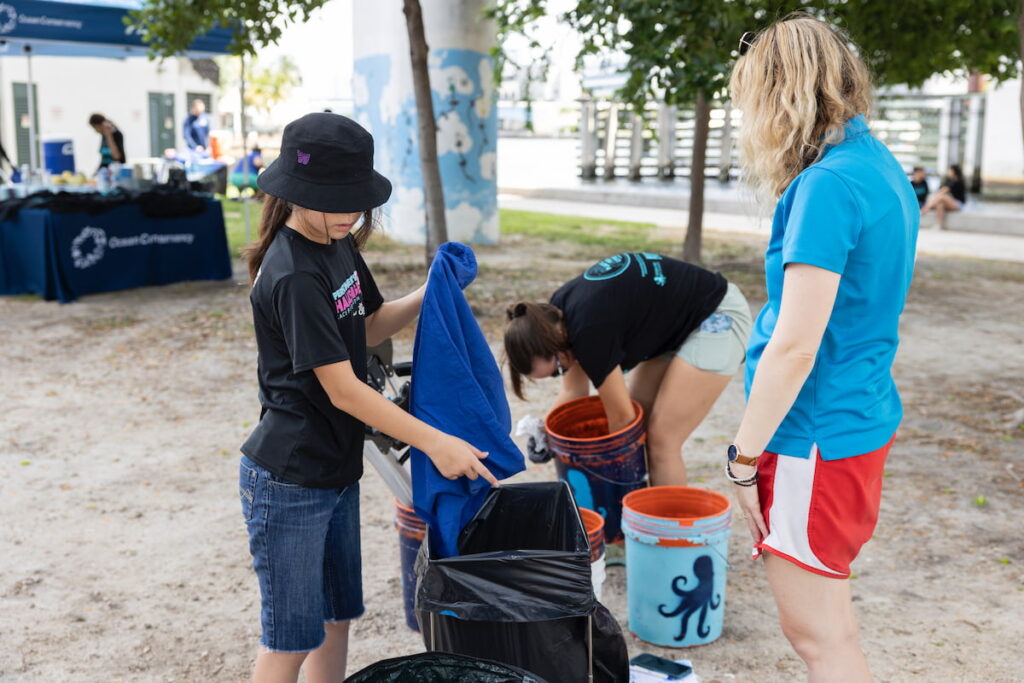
xmin=244 ymin=195 xmax=377 ymax=284
xmin=504 ymin=301 xmax=567 ymax=400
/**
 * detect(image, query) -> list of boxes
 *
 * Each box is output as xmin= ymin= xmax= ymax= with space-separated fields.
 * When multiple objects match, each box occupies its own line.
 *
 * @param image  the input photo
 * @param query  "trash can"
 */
xmin=345 ymin=651 xmax=546 ymax=682
xmin=416 ymin=482 xmax=629 ymax=683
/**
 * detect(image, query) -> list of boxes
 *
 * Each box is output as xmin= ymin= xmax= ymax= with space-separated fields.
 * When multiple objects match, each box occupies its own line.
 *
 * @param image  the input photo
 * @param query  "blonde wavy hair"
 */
xmin=729 ymin=13 xmax=873 ymax=199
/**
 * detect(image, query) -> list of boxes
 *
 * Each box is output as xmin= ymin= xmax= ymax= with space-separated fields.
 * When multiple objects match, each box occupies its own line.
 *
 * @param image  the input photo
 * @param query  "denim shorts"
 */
xmin=239 ymin=455 xmax=364 ymax=653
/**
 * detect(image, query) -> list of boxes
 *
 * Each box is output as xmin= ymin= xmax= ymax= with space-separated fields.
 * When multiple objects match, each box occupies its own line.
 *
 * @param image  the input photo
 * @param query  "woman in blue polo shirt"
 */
xmin=728 ymin=15 xmax=918 ymax=680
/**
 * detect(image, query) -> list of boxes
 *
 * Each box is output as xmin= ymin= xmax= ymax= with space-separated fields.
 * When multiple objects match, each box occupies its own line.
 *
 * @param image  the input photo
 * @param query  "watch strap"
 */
xmin=728 ymin=443 xmax=759 ymax=467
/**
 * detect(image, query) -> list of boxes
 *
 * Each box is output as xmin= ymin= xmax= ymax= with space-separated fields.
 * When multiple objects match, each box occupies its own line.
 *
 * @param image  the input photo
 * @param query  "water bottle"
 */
xmin=97 ymin=166 xmax=112 ymax=192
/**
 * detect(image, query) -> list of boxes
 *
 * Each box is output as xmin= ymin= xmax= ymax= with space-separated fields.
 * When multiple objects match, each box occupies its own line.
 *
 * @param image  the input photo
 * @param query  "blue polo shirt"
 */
xmin=745 ymin=115 xmax=919 ymax=460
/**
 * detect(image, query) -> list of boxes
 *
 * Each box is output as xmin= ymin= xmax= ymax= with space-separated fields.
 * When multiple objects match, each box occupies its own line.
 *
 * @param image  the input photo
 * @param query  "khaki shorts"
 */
xmin=670 ymin=283 xmax=752 ymax=376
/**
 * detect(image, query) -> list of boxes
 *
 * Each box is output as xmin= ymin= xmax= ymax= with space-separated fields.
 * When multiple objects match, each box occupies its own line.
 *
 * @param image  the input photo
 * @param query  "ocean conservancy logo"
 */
xmin=70 ymin=226 xmax=195 ymax=269
xmin=0 ymin=5 xmax=82 ymax=33
xmin=71 ymin=227 xmax=106 ymax=269
xmin=584 ymin=253 xmax=632 ymax=281
xmin=0 ymin=4 xmax=18 ymax=34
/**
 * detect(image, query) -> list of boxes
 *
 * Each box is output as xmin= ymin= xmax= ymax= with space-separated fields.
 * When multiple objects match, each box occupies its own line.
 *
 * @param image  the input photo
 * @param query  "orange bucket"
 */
xmin=579 ymin=507 xmax=606 ymax=563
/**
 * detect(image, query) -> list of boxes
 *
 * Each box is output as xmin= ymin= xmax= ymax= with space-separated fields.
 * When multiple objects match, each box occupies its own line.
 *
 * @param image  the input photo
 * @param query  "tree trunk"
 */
xmin=1019 ymin=0 xmax=1024 ymax=178
xmin=403 ymin=0 xmax=447 ymax=265
xmin=683 ymin=92 xmax=711 ymax=264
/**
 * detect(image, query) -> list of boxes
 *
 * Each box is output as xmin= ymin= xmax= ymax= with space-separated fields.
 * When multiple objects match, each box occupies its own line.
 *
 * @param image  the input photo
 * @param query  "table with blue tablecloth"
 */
xmin=0 ymin=197 xmax=232 ymax=303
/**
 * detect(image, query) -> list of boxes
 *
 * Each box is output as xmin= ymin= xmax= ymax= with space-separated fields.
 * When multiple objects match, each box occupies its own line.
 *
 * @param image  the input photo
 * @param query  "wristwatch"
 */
xmin=727 ymin=444 xmax=759 ymax=467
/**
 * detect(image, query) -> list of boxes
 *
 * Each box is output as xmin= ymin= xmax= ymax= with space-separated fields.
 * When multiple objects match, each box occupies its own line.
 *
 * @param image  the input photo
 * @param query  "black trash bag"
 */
xmin=416 ymin=482 xmax=629 ymax=683
xmin=345 ymin=652 xmax=546 ymax=682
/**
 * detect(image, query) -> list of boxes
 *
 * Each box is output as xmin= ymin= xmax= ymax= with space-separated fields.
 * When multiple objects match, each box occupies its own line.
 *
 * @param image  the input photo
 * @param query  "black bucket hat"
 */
xmin=256 ymin=112 xmax=392 ymax=213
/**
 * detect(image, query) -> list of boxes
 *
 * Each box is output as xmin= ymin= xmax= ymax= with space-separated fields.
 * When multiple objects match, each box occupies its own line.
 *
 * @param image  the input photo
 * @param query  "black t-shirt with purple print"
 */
xmin=242 ymin=226 xmax=383 ymax=488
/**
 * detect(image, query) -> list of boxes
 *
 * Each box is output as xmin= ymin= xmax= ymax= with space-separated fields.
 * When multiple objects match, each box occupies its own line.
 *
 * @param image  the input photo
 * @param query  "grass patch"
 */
xmin=223 ymin=200 xmax=254 ymax=259
xmin=223 ymin=200 xmax=417 ymax=259
xmin=222 ymin=202 xmax=764 ymax=298
xmin=226 ymin=204 xmax=672 ymax=255
xmin=500 ymin=209 xmax=672 ymax=250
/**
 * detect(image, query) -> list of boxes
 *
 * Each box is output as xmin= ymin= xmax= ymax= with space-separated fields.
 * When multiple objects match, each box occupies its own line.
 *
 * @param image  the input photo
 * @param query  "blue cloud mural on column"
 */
xmin=353 ymin=48 xmax=498 ymax=245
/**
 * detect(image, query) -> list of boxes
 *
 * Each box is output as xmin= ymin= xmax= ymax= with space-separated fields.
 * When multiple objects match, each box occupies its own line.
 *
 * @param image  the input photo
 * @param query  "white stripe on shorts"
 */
xmin=761 ymin=444 xmax=846 ymax=577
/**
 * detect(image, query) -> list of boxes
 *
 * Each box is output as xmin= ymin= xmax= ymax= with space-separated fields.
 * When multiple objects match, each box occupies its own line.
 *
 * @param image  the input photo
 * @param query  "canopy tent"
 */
xmin=0 ymin=0 xmax=254 ymax=239
xmin=0 ymin=0 xmax=233 ymax=58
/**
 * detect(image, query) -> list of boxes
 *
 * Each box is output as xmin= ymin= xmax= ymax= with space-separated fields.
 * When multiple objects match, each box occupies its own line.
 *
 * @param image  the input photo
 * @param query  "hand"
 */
xmin=425 ymin=433 xmax=499 ymax=486
xmin=731 ymin=463 xmax=768 ymax=548
xmin=101 ymin=121 xmax=115 ymax=134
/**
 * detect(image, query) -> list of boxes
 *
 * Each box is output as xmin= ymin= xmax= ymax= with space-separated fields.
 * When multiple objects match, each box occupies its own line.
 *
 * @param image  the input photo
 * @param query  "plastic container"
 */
xmin=395 ymin=501 xmax=427 ymax=632
xmin=621 ymin=486 xmax=732 ymax=648
xmin=43 ymin=138 xmax=74 ymax=175
xmin=546 ymin=396 xmax=648 ymax=544
xmin=580 ymin=507 xmax=607 ymax=601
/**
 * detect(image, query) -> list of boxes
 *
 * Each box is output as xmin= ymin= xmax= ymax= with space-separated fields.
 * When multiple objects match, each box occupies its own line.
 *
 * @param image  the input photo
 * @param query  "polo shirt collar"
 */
xmin=844 ymin=114 xmax=870 ymax=137
xmin=822 ymin=114 xmax=870 ymax=157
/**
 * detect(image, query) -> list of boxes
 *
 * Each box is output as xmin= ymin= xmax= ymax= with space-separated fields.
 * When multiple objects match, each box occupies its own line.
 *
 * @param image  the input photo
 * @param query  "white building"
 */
xmin=0 ymin=54 xmax=218 ymax=173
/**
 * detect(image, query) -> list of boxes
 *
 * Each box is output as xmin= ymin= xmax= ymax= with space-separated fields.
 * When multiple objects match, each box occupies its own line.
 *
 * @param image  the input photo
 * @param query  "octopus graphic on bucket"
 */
xmin=621 ymin=486 xmax=733 ymax=647
xmin=545 ymin=396 xmax=648 ymax=544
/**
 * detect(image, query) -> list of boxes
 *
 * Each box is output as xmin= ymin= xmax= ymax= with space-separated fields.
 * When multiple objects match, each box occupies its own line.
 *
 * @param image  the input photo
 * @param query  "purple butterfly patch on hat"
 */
xmin=296 ymin=150 xmax=311 ymax=165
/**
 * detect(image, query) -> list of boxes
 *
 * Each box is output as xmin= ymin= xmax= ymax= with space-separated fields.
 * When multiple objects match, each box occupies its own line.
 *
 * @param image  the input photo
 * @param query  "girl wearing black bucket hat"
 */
xmin=238 ymin=113 xmax=498 ymax=683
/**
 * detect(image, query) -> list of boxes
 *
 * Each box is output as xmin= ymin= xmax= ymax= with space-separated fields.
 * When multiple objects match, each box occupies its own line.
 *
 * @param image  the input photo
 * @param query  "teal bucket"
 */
xmin=621 ymin=486 xmax=732 ymax=648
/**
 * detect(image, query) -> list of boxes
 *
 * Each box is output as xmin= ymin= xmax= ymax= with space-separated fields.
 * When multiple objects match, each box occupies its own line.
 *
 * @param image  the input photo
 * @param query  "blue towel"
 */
xmin=410 ymin=242 xmax=525 ymax=557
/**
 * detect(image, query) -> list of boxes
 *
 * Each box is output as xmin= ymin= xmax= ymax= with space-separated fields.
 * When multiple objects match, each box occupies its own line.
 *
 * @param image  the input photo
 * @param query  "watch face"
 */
xmin=727 ymin=444 xmax=738 ymax=462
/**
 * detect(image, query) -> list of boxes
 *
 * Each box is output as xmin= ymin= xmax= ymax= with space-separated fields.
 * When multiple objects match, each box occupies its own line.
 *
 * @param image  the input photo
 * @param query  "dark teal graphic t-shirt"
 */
xmin=551 ymin=253 xmax=727 ymax=387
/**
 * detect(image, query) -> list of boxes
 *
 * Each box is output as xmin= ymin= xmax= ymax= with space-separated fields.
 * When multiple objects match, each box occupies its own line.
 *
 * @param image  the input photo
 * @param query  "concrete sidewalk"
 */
xmin=496 ymin=137 xmax=1024 ymax=238
xmin=499 ymin=194 xmax=1024 ymax=264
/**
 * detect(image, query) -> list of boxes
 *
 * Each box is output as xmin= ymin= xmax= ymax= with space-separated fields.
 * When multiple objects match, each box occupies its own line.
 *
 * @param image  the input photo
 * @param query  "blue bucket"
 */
xmin=395 ymin=502 xmax=426 ymax=632
xmin=43 ymin=139 xmax=74 ymax=174
xmin=546 ymin=396 xmax=648 ymax=544
xmin=621 ymin=486 xmax=732 ymax=648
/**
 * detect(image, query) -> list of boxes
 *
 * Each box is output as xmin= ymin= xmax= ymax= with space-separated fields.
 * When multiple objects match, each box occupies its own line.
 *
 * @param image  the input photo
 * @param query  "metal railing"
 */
xmin=578 ymin=93 xmax=987 ymax=191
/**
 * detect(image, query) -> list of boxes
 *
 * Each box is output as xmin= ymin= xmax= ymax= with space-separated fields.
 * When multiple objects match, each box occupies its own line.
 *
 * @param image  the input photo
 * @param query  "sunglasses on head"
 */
xmin=738 ymin=31 xmax=757 ymax=56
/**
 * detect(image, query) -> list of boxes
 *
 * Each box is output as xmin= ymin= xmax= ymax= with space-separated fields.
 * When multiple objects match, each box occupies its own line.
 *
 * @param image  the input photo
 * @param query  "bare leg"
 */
xmin=935 ymin=195 xmax=959 ymax=230
xmin=253 ymin=650 xmax=307 ymax=683
xmin=627 ymin=356 xmax=672 ymax=425
xmin=645 ymin=357 xmax=732 ymax=486
xmin=935 ymin=202 xmax=946 ymax=229
xmin=304 ymin=620 xmax=352 ymax=683
xmin=764 ymin=554 xmax=871 ymax=683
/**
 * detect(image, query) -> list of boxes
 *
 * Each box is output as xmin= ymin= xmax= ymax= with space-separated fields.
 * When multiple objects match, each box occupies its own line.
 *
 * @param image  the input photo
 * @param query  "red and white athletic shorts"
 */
xmin=753 ymin=438 xmax=893 ymax=579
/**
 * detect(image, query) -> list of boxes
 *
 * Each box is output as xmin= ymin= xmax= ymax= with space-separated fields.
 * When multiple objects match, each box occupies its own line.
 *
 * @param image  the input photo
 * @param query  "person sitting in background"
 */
xmin=88 ymin=113 xmax=125 ymax=171
xmin=920 ymin=164 xmax=966 ymax=229
xmin=909 ymin=166 xmax=929 ymax=208
xmin=183 ymin=99 xmax=211 ymax=153
xmin=231 ymin=146 xmax=264 ymax=193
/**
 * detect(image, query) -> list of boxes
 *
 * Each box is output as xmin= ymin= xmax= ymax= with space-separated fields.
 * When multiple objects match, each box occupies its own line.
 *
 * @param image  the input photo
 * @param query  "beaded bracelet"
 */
xmin=725 ymin=461 xmax=758 ymax=486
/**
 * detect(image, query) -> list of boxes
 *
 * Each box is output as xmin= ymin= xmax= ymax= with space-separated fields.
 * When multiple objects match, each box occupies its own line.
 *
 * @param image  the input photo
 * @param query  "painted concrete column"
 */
xmin=352 ymin=0 xmax=498 ymax=245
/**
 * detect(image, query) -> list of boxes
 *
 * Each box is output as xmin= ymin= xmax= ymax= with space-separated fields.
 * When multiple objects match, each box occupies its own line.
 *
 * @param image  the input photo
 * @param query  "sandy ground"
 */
xmin=1 ymin=232 xmax=1022 ymax=682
